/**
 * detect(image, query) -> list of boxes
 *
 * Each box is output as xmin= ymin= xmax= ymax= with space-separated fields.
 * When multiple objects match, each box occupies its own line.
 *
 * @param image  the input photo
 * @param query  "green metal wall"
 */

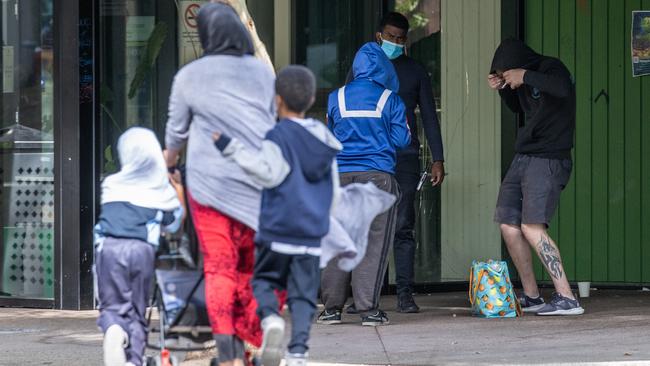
xmin=441 ymin=0 xmax=503 ymax=281
xmin=525 ymin=0 xmax=650 ymax=283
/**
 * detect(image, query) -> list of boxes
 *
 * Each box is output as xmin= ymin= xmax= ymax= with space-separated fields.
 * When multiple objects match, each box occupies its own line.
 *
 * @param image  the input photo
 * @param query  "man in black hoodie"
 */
xmin=489 ymin=39 xmax=583 ymax=316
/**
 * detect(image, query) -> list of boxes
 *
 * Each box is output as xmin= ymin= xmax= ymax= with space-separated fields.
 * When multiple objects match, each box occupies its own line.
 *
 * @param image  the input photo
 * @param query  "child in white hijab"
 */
xmin=94 ymin=127 xmax=184 ymax=366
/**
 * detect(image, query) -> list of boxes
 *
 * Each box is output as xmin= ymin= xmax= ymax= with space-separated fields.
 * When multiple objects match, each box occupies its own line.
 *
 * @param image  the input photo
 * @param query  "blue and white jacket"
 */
xmin=327 ymin=42 xmax=411 ymax=175
xmin=95 ymin=202 xmax=184 ymax=247
xmin=216 ymin=117 xmax=342 ymax=254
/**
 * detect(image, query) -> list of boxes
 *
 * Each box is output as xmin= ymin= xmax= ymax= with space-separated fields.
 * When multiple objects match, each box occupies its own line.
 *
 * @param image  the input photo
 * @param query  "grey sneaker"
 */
xmin=317 ymin=309 xmax=342 ymax=325
xmin=361 ymin=309 xmax=390 ymax=326
xmin=537 ymin=293 xmax=585 ymax=316
xmin=260 ymin=314 xmax=286 ymax=366
xmin=518 ymin=294 xmax=546 ymax=313
xmin=285 ymin=352 xmax=308 ymax=366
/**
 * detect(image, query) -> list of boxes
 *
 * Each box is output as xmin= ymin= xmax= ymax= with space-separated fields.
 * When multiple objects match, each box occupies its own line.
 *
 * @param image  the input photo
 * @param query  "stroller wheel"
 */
xmin=145 ymin=356 xmax=156 ymax=366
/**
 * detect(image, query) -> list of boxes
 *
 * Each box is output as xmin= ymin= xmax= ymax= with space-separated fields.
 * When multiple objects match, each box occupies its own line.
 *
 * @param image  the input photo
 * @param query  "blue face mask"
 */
xmin=380 ymin=38 xmax=404 ymax=60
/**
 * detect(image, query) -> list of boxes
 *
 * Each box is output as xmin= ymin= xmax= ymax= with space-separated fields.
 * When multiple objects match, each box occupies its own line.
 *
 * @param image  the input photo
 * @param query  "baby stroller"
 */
xmin=144 ymin=232 xmax=214 ymax=366
xmin=145 ymin=166 xmax=214 ymax=366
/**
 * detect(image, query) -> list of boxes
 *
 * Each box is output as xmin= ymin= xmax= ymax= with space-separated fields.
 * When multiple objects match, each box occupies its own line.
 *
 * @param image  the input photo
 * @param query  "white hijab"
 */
xmin=101 ymin=127 xmax=180 ymax=211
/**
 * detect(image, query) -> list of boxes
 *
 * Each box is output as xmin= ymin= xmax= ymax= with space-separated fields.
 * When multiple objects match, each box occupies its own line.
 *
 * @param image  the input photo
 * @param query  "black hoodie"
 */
xmin=491 ymin=39 xmax=575 ymax=160
xmin=197 ymin=3 xmax=254 ymax=56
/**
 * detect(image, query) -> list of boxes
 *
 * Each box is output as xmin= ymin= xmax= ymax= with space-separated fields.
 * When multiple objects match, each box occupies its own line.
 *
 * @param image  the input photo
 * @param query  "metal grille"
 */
xmin=1 ymin=152 xmax=54 ymax=298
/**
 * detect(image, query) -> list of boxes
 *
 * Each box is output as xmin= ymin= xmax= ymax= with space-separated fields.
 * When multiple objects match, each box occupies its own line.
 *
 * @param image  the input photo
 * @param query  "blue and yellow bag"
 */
xmin=469 ymin=260 xmax=522 ymax=318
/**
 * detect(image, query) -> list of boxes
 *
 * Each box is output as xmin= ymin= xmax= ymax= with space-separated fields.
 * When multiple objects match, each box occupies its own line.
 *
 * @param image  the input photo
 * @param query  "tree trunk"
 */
xmin=213 ymin=0 xmax=275 ymax=73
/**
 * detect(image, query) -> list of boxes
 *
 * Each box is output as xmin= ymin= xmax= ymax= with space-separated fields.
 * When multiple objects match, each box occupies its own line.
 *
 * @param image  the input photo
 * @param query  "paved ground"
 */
xmin=1 ymin=289 xmax=650 ymax=365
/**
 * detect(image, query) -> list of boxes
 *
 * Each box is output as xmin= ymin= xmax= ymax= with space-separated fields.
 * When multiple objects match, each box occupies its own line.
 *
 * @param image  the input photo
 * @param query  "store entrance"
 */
xmin=0 ymin=0 xmax=55 ymax=303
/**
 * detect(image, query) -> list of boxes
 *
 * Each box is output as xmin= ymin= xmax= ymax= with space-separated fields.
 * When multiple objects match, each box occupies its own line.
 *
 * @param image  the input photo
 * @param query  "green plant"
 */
xmin=104 ymin=145 xmax=118 ymax=174
xmin=395 ymin=0 xmax=429 ymax=32
xmin=128 ymin=21 xmax=169 ymax=99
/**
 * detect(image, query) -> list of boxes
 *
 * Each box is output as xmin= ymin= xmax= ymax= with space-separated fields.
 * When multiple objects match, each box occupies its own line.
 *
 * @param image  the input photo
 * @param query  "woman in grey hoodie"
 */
xmin=163 ymin=3 xmax=276 ymax=365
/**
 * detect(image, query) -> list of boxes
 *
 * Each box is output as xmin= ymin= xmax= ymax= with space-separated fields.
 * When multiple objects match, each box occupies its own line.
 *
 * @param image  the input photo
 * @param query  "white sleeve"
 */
xmin=330 ymin=160 xmax=341 ymax=213
xmin=222 ymin=138 xmax=291 ymax=189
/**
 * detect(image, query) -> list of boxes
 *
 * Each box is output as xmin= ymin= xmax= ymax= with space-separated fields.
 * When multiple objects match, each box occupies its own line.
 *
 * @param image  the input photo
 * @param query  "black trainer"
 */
xmin=397 ymin=293 xmax=420 ymax=313
xmin=346 ymin=304 xmax=359 ymax=314
xmin=518 ymin=294 xmax=546 ymax=313
xmin=316 ymin=309 xmax=342 ymax=325
xmin=536 ymin=293 xmax=585 ymax=316
xmin=361 ymin=309 xmax=390 ymax=326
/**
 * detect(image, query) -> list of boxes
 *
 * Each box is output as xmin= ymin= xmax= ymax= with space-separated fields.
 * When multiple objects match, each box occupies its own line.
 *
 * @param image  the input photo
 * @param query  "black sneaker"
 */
xmin=537 ymin=293 xmax=584 ymax=316
xmin=518 ymin=294 xmax=546 ymax=313
xmin=346 ymin=304 xmax=359 ymax=314
xmin=361 ymin=309 xmax=390 ymax=326
xmin=317 ymin=309 xmax=342 ymax=325
xmin=397 ymin=293 xmax=420 ymax=313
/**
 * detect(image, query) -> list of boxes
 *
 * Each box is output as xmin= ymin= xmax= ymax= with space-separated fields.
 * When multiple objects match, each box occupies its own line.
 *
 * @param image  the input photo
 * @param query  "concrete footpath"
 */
xmin=1 ymin=289 xmax=650 ymax=365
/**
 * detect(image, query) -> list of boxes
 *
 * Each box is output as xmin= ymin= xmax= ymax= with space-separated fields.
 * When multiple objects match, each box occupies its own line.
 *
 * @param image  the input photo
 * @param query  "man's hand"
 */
xmin=503 ymin=69 xmax=527 ymax=89
xmin=212 ymin=132 xmax=222 ymax=142
xmin=430 ymin=161 xmax=445 ymax=186
xmin=487 ymin=74 xmax=505 ymax=90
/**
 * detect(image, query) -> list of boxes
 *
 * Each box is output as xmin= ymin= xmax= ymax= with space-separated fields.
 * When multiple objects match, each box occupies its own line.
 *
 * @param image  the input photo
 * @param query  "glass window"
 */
xmin=99 ymin=0 xmax=192 ymax=176
xmin=0 ymin=0 xmax=55 ymax=300
xmin=100 ymin=0 xmax=159 ymax=176
xmin=294 ymin=0 xmax=384 ymax=121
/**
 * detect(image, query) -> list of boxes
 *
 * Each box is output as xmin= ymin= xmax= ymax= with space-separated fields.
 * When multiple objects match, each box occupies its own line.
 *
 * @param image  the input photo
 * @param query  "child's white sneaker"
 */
xmin=285 ymin=352 xmax=308 ymax=366
xmin=260 ymin=314 xmax=285 ymax=366
xmin=103 ymin=324 xmax=128 ymax=366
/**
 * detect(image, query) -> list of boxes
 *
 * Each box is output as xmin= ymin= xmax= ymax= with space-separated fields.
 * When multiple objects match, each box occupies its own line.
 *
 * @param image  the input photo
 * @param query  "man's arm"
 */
xmin=417 ymin=69 xmax=446 ymax=186
xmin=521 ymin=65 xmax=573 ymax=98
xmin=214 ymin=133 xmax=290 ymax=189
xmin=498 ymin=87 xmax=523 ymax=113
xmin=488 ymin=73 xmax=523 ymax=114
xmin=388 ymin=95 xmax=411 ymax=150
xmin=417 ymin=70 xmax=444 ymax=162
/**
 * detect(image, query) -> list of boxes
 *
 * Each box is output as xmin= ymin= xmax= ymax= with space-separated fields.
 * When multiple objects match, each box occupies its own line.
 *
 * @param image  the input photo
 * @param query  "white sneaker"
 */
xmin=285 ymin=352 xmax=308 ymax=366
xmin=260 ymin=314 xmax=285 ymax=366
xmin=103 ymin=324 xmax=128 ymax=366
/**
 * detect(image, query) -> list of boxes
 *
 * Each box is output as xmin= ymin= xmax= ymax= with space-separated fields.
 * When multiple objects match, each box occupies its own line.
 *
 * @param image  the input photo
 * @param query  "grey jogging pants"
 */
xmin=320 ymin=170 xmax=400 ymax=316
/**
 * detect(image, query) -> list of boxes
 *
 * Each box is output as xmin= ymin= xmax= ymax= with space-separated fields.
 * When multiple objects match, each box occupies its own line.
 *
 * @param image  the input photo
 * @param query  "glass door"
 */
xmin=0 ymin=0 xmax=55 ymax=300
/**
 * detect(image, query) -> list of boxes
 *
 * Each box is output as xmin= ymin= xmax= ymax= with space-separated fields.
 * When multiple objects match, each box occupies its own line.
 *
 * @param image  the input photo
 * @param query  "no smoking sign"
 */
xmin=184 ymin=3 xmax=201 ymax=29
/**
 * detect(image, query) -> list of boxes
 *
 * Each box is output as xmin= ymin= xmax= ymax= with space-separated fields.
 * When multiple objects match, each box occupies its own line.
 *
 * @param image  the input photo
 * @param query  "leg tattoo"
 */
xmin=538 ymin=235 xmax=563 ymax=280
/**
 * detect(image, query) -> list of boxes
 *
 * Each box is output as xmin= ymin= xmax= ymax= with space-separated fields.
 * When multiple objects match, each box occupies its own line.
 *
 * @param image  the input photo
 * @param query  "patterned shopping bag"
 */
xmin=469 ymin=260 xmax=522 ymax=318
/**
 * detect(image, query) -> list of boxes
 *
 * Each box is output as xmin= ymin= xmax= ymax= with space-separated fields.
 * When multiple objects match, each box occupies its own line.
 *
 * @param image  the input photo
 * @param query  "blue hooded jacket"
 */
xmin=327 ymin=42 xmax=411 ymax=174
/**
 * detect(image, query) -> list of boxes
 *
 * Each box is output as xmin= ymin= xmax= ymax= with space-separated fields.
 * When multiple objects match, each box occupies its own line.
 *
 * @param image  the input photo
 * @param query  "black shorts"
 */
xmin=494 ymin=154 xmax=572 ymax=226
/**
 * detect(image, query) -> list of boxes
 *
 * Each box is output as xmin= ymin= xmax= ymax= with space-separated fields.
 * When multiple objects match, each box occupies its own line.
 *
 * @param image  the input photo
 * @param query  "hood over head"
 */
xmin=352 ymin=42 xmax=400 ymax=92
xmin=490 ymin=38 xmax=543 ymax=74
xmin=198 ymin=2 xmax=254 ymax=57
xmin=101 ymin=127 xmax=180 ymax=211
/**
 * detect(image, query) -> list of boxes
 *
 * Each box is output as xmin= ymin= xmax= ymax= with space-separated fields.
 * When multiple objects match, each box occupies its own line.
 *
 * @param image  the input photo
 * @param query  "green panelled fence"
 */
xmin=524 ymin=0 xmax=650 ymax=283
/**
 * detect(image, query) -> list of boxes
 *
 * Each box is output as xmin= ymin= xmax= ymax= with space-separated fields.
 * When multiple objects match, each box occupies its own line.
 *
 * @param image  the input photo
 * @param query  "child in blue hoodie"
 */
xmin=213 ymin=65 xmax=342 ymax=366
xmin=95 ymin=127 xmax=184 ymax=366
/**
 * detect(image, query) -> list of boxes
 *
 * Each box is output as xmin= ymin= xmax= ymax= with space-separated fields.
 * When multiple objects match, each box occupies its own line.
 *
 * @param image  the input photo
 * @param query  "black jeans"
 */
xmin=393 ymin=154 xmax=420 ymax=296
xmin=252 ymin=245 xmax=320 ymax=354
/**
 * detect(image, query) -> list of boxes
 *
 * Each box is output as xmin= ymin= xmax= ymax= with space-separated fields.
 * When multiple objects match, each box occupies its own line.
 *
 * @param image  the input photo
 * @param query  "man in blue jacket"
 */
xmin=319 ymin=42 xmax=411 ymax=326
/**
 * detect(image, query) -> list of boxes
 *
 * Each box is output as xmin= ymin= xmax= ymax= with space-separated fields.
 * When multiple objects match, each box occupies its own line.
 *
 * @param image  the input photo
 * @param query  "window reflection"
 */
xmin=1 ymin=0 xmax=55 ymax=299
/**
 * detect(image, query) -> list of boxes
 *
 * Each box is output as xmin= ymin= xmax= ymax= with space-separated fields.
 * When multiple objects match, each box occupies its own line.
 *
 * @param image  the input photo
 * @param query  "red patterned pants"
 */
xmin=188 ymin=194 xmax=263 ymax=347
